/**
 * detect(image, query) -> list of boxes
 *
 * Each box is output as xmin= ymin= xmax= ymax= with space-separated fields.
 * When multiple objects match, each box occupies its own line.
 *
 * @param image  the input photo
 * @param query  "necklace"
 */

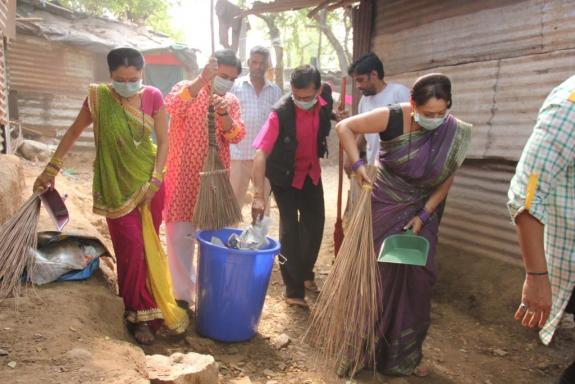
xmin=120 ymin=95 xmax=145 ymax=147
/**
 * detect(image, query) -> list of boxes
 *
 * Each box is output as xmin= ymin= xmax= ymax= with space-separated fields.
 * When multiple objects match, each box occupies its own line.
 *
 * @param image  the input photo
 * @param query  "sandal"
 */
xmin=130 ymin=321 xmax=155 ymax=345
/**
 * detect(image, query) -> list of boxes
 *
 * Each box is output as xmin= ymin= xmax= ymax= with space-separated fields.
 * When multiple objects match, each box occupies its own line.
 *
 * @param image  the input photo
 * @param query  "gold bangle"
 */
xmin=43 ymin=167 xmax=58 ymax=177
xmin=149 ymin=182 xmax=160 ymax=192
xmin=152 ymin=170 xmax=164 ymax=181
xmin=49 ymin=156 xmax=64 ymax=168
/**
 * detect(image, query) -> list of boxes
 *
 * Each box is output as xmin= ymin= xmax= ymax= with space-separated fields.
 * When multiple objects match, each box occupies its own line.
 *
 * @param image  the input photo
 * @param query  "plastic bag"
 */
xmin=227 ymin=216 xmax=272 ymax=250
xmin=29 ymin=237 xmax=106 ymax=285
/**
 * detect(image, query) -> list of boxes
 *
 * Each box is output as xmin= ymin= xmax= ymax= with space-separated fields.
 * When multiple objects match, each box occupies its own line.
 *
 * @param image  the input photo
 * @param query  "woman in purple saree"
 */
xmin=336 ymin=74 xmax=471 ymax=377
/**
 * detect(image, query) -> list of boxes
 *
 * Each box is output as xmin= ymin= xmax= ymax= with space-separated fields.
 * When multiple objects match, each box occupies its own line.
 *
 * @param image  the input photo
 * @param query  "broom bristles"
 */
xmin=192 ymin=147 xmax=243 ymax=230
xmin=0 ymin=194 xmax=41 ymax=301
xmin=304 ymin=166 xmax=381 ymax=376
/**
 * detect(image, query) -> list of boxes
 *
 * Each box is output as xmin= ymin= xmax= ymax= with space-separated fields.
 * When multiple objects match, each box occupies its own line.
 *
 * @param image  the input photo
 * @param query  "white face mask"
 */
xmin=213 ymin=76 xmax=234 ymax=95
xmin=413 ymin=110 xmax=447 ymax=131
xmin=292 ymin=95 xmax=317 ymax=110
xmin=112 ymin=79 xmax=142 ymax=98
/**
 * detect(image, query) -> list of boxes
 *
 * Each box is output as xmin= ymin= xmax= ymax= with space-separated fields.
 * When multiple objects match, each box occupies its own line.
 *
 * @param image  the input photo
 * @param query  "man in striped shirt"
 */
xmin=230 ymin=46 xmax=282 ymax=211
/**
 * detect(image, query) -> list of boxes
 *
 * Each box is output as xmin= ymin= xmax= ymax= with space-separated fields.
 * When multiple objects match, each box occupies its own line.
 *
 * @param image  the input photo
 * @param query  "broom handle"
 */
xmin=336 ymin=76 xmax=347 ymax=221
xmin=208 ymin=0 xmax=218 ymax=149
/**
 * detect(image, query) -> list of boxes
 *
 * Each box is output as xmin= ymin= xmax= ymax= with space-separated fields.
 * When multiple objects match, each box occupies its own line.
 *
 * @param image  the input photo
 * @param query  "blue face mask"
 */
xmin=414 ymin=111 xmax=447 ymax=131
xmin=292 ymin=95 xmax=317 ymax=110
xmin=112 ymin=79 xmax=142 ymax=98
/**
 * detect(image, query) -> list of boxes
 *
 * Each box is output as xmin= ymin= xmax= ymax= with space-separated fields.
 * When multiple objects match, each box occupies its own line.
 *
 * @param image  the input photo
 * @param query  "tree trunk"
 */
xmin=314 ymin=10 xmax=349 ymax=73
xmin=256 ymin=13 xmax=284 ymax=91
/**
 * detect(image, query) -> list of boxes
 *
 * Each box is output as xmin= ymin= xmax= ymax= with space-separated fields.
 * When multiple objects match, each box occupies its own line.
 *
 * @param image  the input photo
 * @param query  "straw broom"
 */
xmin=0 ymin=194 xmax=41 ymax=300
xmin=192 ymin=0 xmax=242 ymax=230
xmin=304 ymin=166 xmax=381 ymax=377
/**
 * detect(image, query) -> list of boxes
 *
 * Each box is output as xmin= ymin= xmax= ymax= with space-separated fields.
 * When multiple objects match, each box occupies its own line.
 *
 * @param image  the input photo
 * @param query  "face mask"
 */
xmin=112 ymin=79 xmax=142 ymax=98
xmin=213 ymin=76 xmax=234 ymax=95
xmin=413 ymin=111 xmax=447 ymax=131
xmin=292 ymin=95 xmax=317 ymax=110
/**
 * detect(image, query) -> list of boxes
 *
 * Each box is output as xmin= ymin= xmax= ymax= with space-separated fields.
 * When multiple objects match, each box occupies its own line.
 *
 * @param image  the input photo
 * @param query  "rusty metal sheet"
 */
xmin=440 ymin=161 xmax=522 ymax=266
xmin=373 ymin=0 xmax=575 ymax=76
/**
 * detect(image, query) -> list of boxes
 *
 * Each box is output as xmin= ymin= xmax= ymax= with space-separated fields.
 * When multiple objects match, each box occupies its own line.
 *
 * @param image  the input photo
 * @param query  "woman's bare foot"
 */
xmin=413 ymin=362 xmax=430 ymax=377
xmin=285 ymin=297 xmax=309 ymax=308
xmin=131 ymin=322 xmax=155 ymax=345
xmin=304 ymin=280 xmax=320 ymax=293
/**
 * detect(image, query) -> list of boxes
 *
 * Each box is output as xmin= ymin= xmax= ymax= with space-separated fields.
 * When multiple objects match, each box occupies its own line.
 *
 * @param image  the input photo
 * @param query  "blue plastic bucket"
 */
xmin=196 ymin=228 xmax=281 ymax=342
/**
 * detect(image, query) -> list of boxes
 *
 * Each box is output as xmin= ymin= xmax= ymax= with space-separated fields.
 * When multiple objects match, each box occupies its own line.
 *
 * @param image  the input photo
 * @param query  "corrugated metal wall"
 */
xmin=371 ymin=0 xmax=575 ymax=264
xmin=8 ymin=35 xmax=95 ymax=149
xmin=0 ymin=0 xmax=12 ymax=152
xmin=374 ymin=0 xmax=575 ymax=160
xmin=440 ymin=161 xmax=522 ymax=265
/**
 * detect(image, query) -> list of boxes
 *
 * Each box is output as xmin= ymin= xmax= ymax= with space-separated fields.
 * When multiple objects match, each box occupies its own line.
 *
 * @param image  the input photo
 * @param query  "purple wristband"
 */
xmin=351 ymin=159 xmax=365 ymax=172
xmin=417 ymin=209 xmax=430 ymax=223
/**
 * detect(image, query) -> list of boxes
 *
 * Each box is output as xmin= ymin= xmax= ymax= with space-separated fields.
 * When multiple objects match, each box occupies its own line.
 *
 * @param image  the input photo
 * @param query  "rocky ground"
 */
xmin=0 ymin=152 xmax=573 ymax=384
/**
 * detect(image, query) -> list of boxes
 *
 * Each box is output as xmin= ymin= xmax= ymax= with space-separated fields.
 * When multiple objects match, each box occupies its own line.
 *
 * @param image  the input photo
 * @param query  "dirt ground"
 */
xmin=0 ymin=152 xmax=573 ymax=384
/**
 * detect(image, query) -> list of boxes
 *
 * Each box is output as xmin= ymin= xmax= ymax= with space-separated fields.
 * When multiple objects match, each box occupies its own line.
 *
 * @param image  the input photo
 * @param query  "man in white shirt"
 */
xmin=349 ymin=53 xmax=410 ymax=165
xmin=231 ymin=46 xmax=282 ymax=210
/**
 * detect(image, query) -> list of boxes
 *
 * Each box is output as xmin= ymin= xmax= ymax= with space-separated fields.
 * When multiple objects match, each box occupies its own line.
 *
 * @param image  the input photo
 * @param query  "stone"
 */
xmin=492 ymin=348 xmax=509 ymax=357
xmin=64 ymin=348 xmax=93 ymax=362
xmin=262 ymin=369 xmax=275 ymax=377
xmin=17 ymin=139 xmax=53 ymax=162
xmin=7 ymin=361 xmax=16 ymax=369
xmin=266 ymin=381 xmax=279 ymax=384
xmin=0 ymin=349 xmax=8 ymax=356
xmin=0 ymin=155 xmax=23 ymax=225
xmin=270 ymin=333 xmax=290 ymax=350
xmin=230 ymin=378 xmax=252 ymax=384
xmin=146 ymin=351 xmax=218 ymax=384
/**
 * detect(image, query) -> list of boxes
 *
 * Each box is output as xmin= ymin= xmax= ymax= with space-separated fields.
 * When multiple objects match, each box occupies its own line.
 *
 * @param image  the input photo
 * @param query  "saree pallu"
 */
xmin=89 ymin=84 xmax=188 ymax=332
xmin=372 ymin=115 xmax=471 ymax=375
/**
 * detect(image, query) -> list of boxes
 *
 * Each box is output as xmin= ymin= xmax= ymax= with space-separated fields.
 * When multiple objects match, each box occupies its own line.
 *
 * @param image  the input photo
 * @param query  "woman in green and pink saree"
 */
xmin=33 ymin=47 xmax=188 ymax=345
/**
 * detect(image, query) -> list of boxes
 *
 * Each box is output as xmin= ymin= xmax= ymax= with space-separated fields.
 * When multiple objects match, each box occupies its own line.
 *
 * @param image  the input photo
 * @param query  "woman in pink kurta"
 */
xmin=164 ymin=49 xmax=245 ymax=309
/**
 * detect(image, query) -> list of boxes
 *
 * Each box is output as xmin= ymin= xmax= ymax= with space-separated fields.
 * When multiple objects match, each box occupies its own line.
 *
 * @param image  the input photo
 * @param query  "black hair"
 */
xmin=290 ymin=64 xmax=321 ymax=90
xmin=347 ymin=52 xmax=384 ymax=79
xmin=107 ymin=47 xmax=145 ymax=72
xmin=411 ymin=73 xmax=453 ymax=108
xmin=215 ymin=49 xmax=242 ymax=74
xmin=249 ymin=46 xmax=270 ymax=62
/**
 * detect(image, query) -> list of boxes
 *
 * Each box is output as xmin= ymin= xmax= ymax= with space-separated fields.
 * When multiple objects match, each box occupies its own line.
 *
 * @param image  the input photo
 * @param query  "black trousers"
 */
xmin=272 ymin=177 xmax=325 ymax=299
xmin=558 ymin=289 xmax=575 ymax=384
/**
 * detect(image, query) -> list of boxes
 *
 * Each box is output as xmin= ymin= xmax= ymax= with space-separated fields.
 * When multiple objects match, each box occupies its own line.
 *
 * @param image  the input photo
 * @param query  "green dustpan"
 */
xmin=378 ymin=230 xmax=430 ymax=266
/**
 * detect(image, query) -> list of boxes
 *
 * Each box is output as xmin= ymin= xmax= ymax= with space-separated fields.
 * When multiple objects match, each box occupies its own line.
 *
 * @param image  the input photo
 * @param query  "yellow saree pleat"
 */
xmin=141 ymin=206 xmax=189 ymax=334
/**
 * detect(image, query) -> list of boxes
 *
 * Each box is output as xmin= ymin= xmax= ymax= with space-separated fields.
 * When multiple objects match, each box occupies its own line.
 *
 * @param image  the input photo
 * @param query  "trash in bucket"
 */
xmin=196 ymin=228 xmax=281 ymax=342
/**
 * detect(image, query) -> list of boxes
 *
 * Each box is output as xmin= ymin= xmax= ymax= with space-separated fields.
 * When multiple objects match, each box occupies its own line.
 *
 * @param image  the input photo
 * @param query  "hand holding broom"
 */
xmin=191 ymin=0 xmax=242 ymax=230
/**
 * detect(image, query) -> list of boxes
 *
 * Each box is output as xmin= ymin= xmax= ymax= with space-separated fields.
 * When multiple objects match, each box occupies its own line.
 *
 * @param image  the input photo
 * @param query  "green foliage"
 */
xmin=54 ymin=0 xmax=184 ymax=41
xmin=253 ymin=8 xmax=351 ymax=71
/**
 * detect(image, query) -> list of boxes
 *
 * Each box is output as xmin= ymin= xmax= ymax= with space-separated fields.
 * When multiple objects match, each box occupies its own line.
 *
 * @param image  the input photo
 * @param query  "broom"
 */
xmin=192 ymin=0 xmax=242 ymax=230
xmin=0 ymin=194 xmax=41 ymax=300
xmin=333 ymin=77 xmax=347 ymax=256
xmin=304 ymin=166 xmax=381 ymax=377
